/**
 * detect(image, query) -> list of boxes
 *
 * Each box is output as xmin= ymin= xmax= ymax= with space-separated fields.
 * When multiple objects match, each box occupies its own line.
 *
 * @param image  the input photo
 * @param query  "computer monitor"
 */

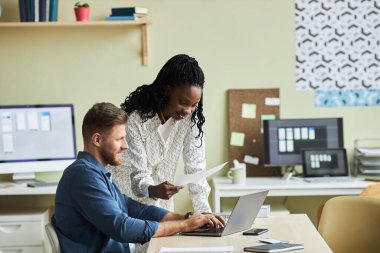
xmin=0 ymin=104 xmax=77 ymax=182
xmin=263 ymin=118 xmax=344 ymax=167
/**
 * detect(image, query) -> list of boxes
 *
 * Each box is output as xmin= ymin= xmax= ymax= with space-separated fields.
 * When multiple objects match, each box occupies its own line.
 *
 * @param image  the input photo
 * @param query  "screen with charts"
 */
xmin=263 ymin=118 xmax=344 ymax=167
xmin=0 ymin=104 xmax=77 ymax=181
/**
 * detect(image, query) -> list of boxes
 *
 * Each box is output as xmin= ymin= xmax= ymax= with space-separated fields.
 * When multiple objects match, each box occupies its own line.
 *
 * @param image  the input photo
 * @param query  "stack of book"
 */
xmin=18 ymin=0 xmax=59 ymax=22
xmin=105 ymin=7 xmax=148 ymax=21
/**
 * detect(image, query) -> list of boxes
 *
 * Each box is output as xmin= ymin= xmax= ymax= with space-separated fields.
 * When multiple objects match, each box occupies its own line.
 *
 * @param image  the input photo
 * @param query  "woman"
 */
xmin=110 ymin=54 xmax=213 ymax=214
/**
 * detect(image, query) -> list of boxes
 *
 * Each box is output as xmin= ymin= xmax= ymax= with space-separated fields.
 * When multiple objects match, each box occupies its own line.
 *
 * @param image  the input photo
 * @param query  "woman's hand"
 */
xmin=148 ymin=181 xmax=183 ymax=199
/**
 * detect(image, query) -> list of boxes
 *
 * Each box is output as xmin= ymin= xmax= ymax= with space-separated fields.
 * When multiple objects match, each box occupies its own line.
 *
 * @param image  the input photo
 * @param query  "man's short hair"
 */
xmin=82 ymin=102 xmax=128 ymax=143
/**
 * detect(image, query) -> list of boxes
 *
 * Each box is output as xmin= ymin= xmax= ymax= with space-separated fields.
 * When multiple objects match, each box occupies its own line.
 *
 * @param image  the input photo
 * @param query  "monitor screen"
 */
xmin=0 ymin=104 xmax=77 ymax=181
xmin=302 ymin=148 xmax=348 ymax=177
xmin=263 ymin=118 xmax=343 ymax=167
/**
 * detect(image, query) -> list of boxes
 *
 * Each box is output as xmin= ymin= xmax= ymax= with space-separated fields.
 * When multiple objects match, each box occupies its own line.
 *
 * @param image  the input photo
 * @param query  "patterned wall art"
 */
xmin=295 ymin=0 xmax=380 ymax=107
xmin=315 ymin=89 xmax=380 ymax=107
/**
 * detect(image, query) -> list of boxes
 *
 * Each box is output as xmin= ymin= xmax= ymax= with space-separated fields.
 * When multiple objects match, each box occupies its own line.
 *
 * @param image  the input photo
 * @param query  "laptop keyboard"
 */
xmin=192 ymin=227 xmax=224 ymax=233
xmin=304 ymin=177 xmax=356 ymax=183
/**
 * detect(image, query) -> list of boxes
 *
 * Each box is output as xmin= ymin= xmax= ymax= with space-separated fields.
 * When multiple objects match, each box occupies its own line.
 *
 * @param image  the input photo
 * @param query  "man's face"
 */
xmin=99 ymin=124 xmax=128 ymax=166
xmin=163 ymin=84 xmax=202 ymax=121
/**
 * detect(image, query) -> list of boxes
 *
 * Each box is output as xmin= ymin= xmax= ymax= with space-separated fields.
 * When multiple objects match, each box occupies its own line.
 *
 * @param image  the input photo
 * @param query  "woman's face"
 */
xmin=163 ymin=84 xmax=202 ymax=121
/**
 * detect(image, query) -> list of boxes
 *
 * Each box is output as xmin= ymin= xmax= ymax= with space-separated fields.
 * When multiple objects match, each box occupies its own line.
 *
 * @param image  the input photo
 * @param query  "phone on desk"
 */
xmin=243 ymin=228 xmax=268 ymax=235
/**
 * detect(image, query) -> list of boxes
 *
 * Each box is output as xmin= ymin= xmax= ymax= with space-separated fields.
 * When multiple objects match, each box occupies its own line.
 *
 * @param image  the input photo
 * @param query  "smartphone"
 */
xmin=243 ymin=228 xmax=268 ymax=235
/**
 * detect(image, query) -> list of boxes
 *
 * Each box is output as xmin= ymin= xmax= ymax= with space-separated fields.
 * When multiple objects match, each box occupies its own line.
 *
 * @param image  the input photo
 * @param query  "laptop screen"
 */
xmin=302 ymin=148 xmax=348 ymax=177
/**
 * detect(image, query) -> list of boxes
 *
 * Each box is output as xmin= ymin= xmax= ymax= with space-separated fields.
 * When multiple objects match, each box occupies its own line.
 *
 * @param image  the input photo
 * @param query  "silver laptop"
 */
xmin=302 ymin=148 xmax=355 ymax=183
xmin=181 ymin=190 xmax=268 ymax=237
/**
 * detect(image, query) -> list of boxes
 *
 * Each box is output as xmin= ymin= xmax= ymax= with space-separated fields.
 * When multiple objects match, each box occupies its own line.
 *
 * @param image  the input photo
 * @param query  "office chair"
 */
xmin=45 ymin=223 xmax=62 ymax=253
xmin=318 ymin=196 xmax=380 ymax=253
xmin=316 ymin=183 xmax=380 ymax=226
xmin=360 ymin=182 xmax=380 ymax=199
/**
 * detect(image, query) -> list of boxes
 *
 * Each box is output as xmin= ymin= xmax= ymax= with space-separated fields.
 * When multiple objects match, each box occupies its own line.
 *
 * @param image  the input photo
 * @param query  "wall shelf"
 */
xmin=0 ymin=20 xmax=151 ymax=65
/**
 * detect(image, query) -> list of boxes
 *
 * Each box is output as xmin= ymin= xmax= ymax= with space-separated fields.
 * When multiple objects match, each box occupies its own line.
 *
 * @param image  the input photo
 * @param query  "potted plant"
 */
xmin=74 ymin=2 xmax=90 ymax=22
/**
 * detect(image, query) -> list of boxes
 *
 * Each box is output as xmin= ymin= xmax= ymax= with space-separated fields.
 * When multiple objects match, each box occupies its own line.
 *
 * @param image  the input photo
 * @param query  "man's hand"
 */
xmin=148 ymin=181 xmax=183 ymax=200
xmin=154 ymin=213 xmax=226 ymax=237
xmin=182 ymin=213 xmax=226 ymax=232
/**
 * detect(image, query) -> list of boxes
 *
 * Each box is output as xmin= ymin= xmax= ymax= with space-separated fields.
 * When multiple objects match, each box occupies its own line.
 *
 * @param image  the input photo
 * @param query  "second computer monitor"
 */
xmin=263 ymin=118 xmax=344 ymax=167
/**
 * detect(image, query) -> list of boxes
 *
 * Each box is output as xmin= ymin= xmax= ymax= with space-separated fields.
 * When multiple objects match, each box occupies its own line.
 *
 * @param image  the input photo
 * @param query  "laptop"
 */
xmin=181 ymin=190 xmax=268 ymax=237
xmin=302 ymin=148 xmax=356 ymax=183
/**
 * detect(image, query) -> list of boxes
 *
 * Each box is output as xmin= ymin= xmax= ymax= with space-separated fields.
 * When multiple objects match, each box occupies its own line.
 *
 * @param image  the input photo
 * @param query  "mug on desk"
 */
xmin=227 ymin=167 xmax=246 ymax=184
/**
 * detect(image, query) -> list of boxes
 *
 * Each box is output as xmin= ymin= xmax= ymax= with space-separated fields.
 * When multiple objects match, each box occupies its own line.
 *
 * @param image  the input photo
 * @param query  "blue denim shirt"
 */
xmin=53 ymin=151 xmax=169 ymax=253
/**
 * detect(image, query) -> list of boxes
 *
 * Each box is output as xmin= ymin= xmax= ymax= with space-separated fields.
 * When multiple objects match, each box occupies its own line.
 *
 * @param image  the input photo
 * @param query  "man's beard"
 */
xmin=100 ymin=147 xmax=121 ymax=166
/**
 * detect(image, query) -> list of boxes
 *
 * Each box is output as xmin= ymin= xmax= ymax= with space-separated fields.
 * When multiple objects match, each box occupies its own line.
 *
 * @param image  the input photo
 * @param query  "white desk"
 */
xmin=0 ymin=182 xmax=56 ymax=195
xmin=147 ymin=214 xmax=332 ymax=253
xmin=212 ymin=176 xmax=374 ymax=213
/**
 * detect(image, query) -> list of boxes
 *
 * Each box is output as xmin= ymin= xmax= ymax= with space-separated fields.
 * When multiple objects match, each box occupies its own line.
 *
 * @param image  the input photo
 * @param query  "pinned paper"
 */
xmin=265 ymin=97 xmax=280 ymax=106
xmin=230 ymin=132 xmax=245 ymax=146
xmin=241 ymin=103 xmax=256 ymax=119
xmin=244 ymin=155 xmax=259 ymax=165
xmin=260 ymin=114 xmax=276 ymax=133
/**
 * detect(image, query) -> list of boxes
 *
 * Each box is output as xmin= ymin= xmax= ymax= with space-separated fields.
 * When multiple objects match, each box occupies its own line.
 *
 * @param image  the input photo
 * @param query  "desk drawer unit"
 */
xmin=0 ymin=209 xmax=49 ymax=252
xmin=0 ymin=221 xmax=42 ymax=246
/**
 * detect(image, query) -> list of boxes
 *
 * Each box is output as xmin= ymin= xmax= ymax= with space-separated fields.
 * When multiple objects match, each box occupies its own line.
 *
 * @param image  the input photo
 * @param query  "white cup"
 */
xmin=227 ymin=167 xmax=246 ymax=184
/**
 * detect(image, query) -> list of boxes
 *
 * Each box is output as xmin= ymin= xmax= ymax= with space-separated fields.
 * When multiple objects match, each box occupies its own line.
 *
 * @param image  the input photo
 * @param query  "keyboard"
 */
xmin=192 ymin=227 xmax=224 ymax=233
xmin=27 ymin=182 xmax=59 ymax=187
xmin=304 ymin=177 xmax=356 ymax=183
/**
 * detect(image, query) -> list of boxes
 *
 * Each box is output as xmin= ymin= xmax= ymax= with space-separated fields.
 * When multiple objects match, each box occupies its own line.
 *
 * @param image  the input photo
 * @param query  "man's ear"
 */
xmin=92 ymin=133 xmax=102 ymax=147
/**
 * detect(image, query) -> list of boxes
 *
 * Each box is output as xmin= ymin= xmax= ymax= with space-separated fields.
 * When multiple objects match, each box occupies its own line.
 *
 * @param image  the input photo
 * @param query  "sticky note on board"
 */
xmin=230 ymin=132 xmax=245 ymax=146
xmin=261 ymin=114 xmax=276 ymax=133
xmin=241 ymin=103 xmax=256 ymax=119
xmin=244 ymin=155 xmax=259 ymax=165
xmin=265 ymin=97 xmax=280 ymax=106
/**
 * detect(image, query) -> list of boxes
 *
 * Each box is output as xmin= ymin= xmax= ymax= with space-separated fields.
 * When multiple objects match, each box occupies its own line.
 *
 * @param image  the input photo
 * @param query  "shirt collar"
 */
xmin=77 ymin=151 xmax=112 ymax=179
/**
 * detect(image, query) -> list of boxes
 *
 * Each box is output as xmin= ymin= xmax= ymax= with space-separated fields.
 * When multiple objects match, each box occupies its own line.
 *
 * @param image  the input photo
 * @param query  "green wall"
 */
xmin=1 ymin=0 xmax=379 ymax=225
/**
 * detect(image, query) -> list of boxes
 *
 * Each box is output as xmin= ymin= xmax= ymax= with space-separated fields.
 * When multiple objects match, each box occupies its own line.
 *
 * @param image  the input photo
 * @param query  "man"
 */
xmin=52 ymin=102 xmax=225 ymax=253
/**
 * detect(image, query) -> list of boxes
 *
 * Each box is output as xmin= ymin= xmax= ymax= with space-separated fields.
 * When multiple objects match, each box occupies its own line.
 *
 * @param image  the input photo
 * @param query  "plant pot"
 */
xmin=74 ymin=7 xmax=90 ymax=22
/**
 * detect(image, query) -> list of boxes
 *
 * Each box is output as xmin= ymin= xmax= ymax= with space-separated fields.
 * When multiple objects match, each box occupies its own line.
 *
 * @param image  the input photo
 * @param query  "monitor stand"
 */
xmin=12 ymin=172 xmax=41 ymax=184
xmin=282 ymin=166 xmax=296 ymax=181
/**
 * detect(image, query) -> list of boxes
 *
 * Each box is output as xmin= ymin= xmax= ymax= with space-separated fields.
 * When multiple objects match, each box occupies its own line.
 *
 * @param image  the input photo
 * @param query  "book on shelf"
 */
xmin=39 ymin=0 xmax=47 ymax=21
xmin=110 ymin=13 xmax=146 ymax=18
xmin=105 ymin=15 xmax=140 ymax=21
xmin=18 ymin=0 xmax=27 ymax=22
xmin=49 ymin=0 xmax=58 ymax=22
xmin=24 ymin=0 xmax=33 ymax=21
xmin=111 ymin=7 xmax=148 ymax=16
xmin=18 ymin=0 xmax=57 ymax=22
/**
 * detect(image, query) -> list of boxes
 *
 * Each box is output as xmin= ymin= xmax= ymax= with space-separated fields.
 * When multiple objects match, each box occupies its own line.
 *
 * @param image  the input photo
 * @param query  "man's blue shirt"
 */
xmin=53 ymin=151 xmax=169 ymax=253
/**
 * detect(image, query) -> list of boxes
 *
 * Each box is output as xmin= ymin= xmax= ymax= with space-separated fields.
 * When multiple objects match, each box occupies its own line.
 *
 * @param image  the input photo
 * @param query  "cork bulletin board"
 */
xmin=228 ymin=89 xmax=281 ymax=177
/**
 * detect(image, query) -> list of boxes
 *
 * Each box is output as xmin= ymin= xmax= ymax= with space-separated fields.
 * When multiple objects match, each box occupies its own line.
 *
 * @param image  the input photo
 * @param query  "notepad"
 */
xmin=159 ymin=246 xmax=233 ymax=252
xmin=243 ymin=242 xmax=304 ymax=252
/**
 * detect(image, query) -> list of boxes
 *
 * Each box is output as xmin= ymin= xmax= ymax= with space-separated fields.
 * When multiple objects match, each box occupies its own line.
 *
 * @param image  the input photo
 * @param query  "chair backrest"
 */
xmin=318 ymin=196 xmax=380 ymax=253
xmin=361 ymin=183 xmax=380 ymax=199
xmin=45 ymin=223 xmax=62 ymax=253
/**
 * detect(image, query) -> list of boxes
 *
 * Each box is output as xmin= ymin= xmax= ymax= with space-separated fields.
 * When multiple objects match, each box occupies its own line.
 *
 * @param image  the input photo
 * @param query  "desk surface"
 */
xmin=212 ymin=176 xmax=374 ymax=213
xmin=147 ymin=214 xmax=332 ymax=253
xmin=0 ymin=182 xmax=56 ymax=195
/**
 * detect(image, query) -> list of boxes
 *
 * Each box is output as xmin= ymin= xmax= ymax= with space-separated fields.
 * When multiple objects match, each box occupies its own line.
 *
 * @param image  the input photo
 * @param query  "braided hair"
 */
xmin=121 ymin=54 xmax=206 ymax=143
